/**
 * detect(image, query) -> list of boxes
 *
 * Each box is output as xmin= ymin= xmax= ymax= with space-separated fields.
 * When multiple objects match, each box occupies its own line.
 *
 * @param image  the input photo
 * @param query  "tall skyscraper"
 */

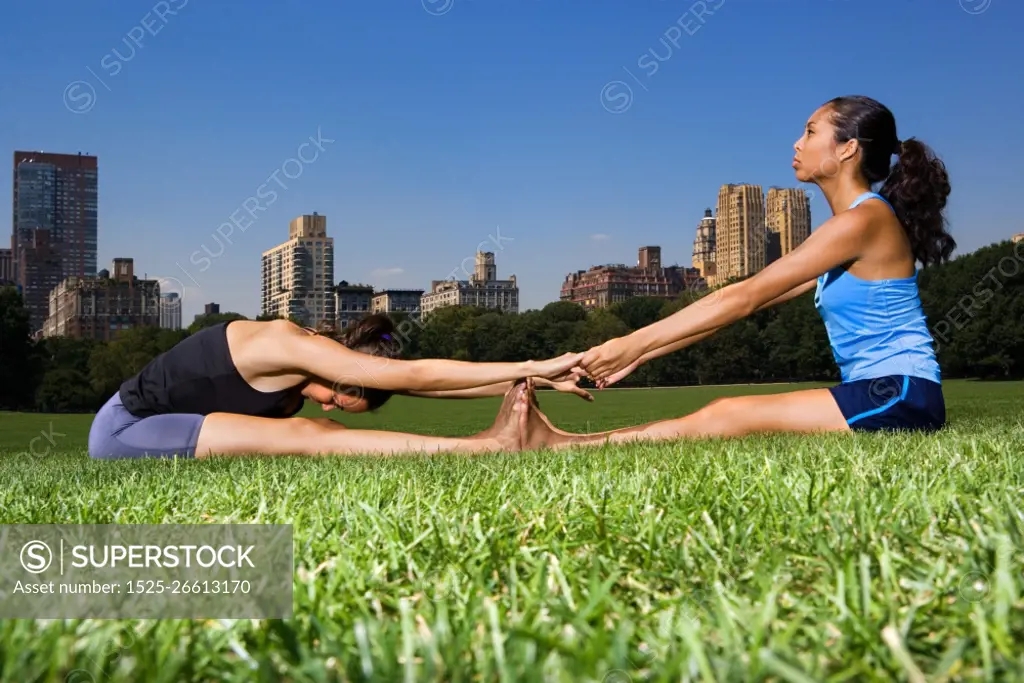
xmin=715 ymin=184 xmax=765 ymax=282
xmin=691 ymin=208 xmax=717 ymax=286
xmin=12 ymin=151 xmax=98 ymax=332
xmin=260 ymin=212 xmax=335 ymax=328
xmin=160 ymin=292 xmax=182 ymax=330
xmin=0 ymin=248 xmax=13 ymax=283
xmin=766 ymin=187 xmax=811 ymax=258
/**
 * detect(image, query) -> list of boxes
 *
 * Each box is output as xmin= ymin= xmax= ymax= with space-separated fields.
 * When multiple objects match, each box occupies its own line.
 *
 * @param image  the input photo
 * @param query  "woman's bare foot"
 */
xmin=473 ymin=380 xmax=527 ymax=451
xmin=520 ymin=381 xmax=585 ymax=450
xmin=523 ymin=380 xmax=580 ymax=438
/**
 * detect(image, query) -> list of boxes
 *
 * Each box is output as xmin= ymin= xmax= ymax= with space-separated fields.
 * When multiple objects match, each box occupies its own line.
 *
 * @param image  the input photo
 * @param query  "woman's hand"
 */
xmin=580 ymin=336 xmax=644 ymax=382
xmin=533 ymin=375 xmax=594 ymax=401
xmin=528 ymin=352 xmax=585 ymax=381
xmin=595 ymin=358 xmax=641 ymax=389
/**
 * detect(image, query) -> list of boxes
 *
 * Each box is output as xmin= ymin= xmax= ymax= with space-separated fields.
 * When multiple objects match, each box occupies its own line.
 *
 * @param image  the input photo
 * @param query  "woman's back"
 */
xmin=119 ymin=321 xmax=303 ymax=417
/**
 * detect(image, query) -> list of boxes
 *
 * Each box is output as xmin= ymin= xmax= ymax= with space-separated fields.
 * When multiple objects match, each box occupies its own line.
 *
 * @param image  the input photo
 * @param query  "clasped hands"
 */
xmin=531 ymin=332 xmax=647 ymax=399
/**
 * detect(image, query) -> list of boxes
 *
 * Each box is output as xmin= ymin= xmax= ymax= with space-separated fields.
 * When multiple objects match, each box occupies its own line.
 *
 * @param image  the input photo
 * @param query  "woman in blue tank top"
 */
xmin=519 ymin=95 xmax=956 ymax=448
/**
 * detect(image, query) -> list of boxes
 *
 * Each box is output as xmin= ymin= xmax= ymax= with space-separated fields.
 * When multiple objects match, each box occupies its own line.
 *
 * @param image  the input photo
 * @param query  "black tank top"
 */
xmin=118 ymin=322 xmax=304 ymax=418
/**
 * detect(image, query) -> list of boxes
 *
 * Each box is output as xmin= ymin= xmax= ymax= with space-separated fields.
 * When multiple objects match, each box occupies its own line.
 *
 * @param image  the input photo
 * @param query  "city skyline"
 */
xmin=1 ymin=1 xmax=1020 ymax=322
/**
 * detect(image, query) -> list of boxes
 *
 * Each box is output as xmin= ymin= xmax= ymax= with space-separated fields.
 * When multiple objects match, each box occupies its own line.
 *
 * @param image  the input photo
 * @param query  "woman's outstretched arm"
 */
xmin=593 ymin=279 xmax=818 ymax=388
xmin=580 ymin=210 xmax=869 ymax=381
xmin=264 ymin=321 xmax=584 ymax=392
xmin=632 ymin=279 xmax=818 ymax=363
xmin=400 ymin=375 xmax=593 ymax=401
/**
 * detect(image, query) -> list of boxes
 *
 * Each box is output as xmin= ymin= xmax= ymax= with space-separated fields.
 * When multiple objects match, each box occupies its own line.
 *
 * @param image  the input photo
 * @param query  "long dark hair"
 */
xmin=316 ymin=314 xmax=400 ymax=410
xmin=824 ymin=95 xmax=956 ymax=267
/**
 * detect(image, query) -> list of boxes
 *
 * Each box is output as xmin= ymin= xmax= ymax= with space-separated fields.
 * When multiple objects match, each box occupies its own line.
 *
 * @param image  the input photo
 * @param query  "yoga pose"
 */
xmin=88 ymin=315 xmax=585 ymax=460
xmin=540 ymin=95 xmax=954 ymax=447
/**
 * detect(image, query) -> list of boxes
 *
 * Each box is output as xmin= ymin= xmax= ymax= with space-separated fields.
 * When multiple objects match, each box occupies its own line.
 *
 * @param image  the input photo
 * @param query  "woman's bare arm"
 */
xmin=265 ymin=321 xmax=583 ymax=392
xmin=399 ymin=376 xmax=593 ymax=401
xmin=581 ymin=209 xmax=871 ymax=380
xmin=631 ymin=278 xmax=818 ymax=365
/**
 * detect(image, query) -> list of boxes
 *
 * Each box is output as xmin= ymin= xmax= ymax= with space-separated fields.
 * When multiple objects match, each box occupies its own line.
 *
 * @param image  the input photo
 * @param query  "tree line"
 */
xmin=1 ymin=240 xmax=1021 ymax=413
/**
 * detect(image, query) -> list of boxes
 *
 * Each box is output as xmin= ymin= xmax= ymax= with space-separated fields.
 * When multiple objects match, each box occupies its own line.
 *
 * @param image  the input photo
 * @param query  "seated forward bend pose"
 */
xmin=541 ymin=95 xmax=955 ymax=446
xmin=88 ymin=314 xmax=585 ymax=460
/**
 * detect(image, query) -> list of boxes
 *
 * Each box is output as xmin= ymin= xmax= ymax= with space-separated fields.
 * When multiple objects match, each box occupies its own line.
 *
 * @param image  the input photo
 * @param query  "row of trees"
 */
xmin=1 ymin=241 xmax=1021 ymax=412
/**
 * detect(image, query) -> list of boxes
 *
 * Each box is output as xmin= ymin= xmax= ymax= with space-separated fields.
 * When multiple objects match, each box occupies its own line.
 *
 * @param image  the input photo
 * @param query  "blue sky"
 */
xmin=1 ymin=0 xmax=1020 ymax=321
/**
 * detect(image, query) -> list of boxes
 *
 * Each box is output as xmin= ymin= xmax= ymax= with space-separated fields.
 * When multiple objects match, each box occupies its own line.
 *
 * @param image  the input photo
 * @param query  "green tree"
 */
xmin=418 ymin=306 xmax=487 ymax=360
xmin=89 ymin=327 xmax=173 ymax=400
xmin=33 ymin=336 xmax=102 ymax=411
xmin=535 ymin=302 xmax=589 ymax=356
xmin=689 ymin=319 xmax=763 ymax=385
xmin=565 ymin=309 xmax=630 ymax=352
xmin=464 ymin=311 xmax=515 ymax=362
xmin=609 ymin=296 xmax=666 ymax=331
xmin=761 ymin=293 xmax=836 ymax=382
xmin=387 ymin=311 xmax=424 ymax=359
xmin=188 ymin=312 xmax=248 ymax=333
xmin=0 ymin=286 xmax=38 ymax=410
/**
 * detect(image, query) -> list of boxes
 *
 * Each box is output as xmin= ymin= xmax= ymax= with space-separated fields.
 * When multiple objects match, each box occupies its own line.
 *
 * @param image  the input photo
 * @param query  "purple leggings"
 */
xmin=88 ymin=392 xmax=205 ymax=460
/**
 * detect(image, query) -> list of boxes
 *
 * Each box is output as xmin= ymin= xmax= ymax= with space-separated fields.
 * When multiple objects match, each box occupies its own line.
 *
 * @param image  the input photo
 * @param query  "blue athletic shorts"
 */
xmin=828 ymin=375 xmax=945 ymax=432
xmin=88 ymin=392 xmax=205 ymax=460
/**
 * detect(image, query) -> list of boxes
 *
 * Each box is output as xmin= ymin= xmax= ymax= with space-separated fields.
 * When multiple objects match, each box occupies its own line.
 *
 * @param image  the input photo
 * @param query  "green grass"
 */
xmin=1 ymin=380 xmax=1023 ymax=682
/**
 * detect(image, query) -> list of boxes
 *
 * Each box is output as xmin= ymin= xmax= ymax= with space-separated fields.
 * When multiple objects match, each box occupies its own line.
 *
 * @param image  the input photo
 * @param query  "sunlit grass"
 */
xmin=1 ymin=380 xmax=1022 ymax=681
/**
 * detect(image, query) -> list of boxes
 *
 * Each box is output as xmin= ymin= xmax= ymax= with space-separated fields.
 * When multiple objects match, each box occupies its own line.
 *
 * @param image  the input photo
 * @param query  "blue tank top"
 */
xmin=813 ymin=191 xmax=941 ymax=384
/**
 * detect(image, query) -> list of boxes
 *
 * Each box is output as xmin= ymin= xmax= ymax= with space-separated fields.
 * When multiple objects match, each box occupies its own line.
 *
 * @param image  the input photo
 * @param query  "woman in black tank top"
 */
xmin=90 ymin=314 xmax=590 ymax=460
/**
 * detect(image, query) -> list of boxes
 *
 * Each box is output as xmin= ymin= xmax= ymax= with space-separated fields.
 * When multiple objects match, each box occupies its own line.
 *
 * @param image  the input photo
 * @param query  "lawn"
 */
xmin=0 ymin=380 xmax=1022 ymax=682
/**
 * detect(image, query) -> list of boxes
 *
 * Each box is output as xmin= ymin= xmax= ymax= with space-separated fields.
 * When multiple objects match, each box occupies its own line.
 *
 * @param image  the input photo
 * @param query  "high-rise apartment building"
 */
xmin=372 ymin=289 xmax=424 ymax=320
xmin=0 ymin=248 xmax=13 ymax=284
xmin=714 ymin=184 xmax=765 ymax=283
xmin=12 ymin=151 xmax=98 ymax=333
xmin=691 ymin=208 xmax=717 ymax=287
xmin=766 ymin=187 xmax=811 ymax=258
xmin=420 ymin=252 xmax=519 ymax=317
xmin=160 ymin=292 xmax=182 ymax=330
xmin=561 ymin=246 xmax=705 ymax=310
xmin=42 ymin=258 xmax=159 ymax=341
xmin=260 ymin=212 xmax=335 ymax=328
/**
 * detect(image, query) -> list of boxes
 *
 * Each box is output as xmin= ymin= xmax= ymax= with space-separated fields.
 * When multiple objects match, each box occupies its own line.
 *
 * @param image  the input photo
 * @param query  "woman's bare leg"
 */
xmin=521 ymin=385 xmax=850 ymax=450
xmin=195 ymin=383 xmax=527 ymax=458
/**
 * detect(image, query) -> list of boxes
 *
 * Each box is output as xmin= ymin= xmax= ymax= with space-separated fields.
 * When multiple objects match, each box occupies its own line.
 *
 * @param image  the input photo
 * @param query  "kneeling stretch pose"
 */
xmin=549 ymin=95 xmax=954 ymax=444
xmin=88 ymin=315 xmax=586 ymax=460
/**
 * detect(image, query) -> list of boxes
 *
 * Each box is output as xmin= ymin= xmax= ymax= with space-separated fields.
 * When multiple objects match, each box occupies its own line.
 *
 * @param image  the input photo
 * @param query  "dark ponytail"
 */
xmin=880 ymin=138 xmax=955 ymax=266
xmin=825 ymin=96 xmax=956 ymax=267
